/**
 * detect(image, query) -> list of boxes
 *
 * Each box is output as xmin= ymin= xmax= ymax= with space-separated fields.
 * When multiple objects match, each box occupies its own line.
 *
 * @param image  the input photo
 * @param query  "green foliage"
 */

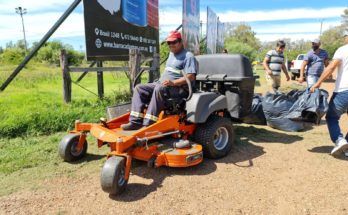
xmin=0 ymin=40 xmax=84 ymax=66
xmin=224 ymin=23 xmax=261 ymax=62
xmin=320 ymin=26 xmax=345 ymax=58
xmin=225 ymin=23 xmax=261 ymax=50
xmin=160 ymin=42 xmax=170 ymax=62
xmin=35 ymin=40 xmax=84 ymax=66
xmin=0 ymin=47 xmax=25 ymax=64
xmin=225 ymin=38 xmax=257 ymax=62
xmin=15 ymin=40 xmax=26 ymax=50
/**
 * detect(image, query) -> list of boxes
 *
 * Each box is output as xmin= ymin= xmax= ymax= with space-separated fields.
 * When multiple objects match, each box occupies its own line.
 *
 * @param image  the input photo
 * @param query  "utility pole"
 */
xmin=200 ymin=20 xmax=203 ymax=40
xmin=15 ymin=6 xmax=27 ymax=52
xmin=319 ymin=19 xmax=324 ymax=37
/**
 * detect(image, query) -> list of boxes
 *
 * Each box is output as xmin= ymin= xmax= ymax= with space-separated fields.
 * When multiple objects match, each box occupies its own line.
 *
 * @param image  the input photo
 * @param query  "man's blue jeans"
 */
xmin=326 ymin=90 xmax=348 ymax=144
xmin=307 ymin=75 xmax=319 ymax=87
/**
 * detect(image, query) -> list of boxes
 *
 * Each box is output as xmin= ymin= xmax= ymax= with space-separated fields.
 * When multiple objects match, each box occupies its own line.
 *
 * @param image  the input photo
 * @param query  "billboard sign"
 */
xmin=217 ymin=19 xmax=225 ymax=53
xmin=83 ymin=0 xmax=159 ymax=61
xmin=206 ymin=7 xmax=218 ymax=54
xmin=182 ymin=0 xmax=200 ymax=55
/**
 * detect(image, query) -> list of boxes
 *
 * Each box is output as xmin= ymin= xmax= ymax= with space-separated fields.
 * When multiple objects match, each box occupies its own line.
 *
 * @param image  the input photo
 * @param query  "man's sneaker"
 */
xmin=120 ymin=123 xmax=143 ymax=131
xmin=331 ymin=138 xmax=348 ymax=157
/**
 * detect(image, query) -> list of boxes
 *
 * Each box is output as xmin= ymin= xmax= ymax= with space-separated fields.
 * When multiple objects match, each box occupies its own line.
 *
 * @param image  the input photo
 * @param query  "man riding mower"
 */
xmin=58 ymin=32 xmax=257 ymax=196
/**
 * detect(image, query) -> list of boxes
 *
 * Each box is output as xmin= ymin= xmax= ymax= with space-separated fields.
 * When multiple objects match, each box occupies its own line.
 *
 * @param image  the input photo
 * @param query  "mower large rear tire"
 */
xmin=59 ymin=134 xmax=87 ymax=162
xmin=194 ymin=115 xmax=235 ymax=159
xmin=100 ymin=156 xmax=128 ymax=195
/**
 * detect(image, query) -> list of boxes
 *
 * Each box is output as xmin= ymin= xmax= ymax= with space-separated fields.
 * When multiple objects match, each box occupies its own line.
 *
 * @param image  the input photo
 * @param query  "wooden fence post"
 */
xmin=150 ymin=53 xmax=160 ymax=82
xmin=129 ymin=49 xmax=141 ymax=93
xmin=97 ymin=61 xmax=104 ymax=99
xmin=60 ymin=49 xmax=71 ymax=103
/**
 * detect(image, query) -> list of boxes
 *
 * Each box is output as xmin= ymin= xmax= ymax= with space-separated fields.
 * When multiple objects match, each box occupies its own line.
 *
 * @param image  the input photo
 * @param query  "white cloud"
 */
xmin=0 ymin=0 xmax=78 ymax=13
xmin=0 ymin=12 xmax=84 ymax=41
xmin=217 ymin=7 xmax=346 ymax=22
xmin=0 ymin=2 xmax=345 ymax=48
xmin=257 ymin=33 xmax=320 ymax=42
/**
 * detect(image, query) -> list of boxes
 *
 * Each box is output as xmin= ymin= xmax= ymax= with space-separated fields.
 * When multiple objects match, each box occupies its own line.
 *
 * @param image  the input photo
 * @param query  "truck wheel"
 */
xmin=59 ymin=134 xmax=87 ymax=162
xmin=100 ymin=156 xmax=128 ymax=195
xmin=194 ymin=116 xmax=235 ymax=159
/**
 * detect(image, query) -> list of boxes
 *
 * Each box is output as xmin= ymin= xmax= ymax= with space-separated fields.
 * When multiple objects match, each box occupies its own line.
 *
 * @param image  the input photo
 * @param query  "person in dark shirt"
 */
xmin=121 ymin=31 xmax=198 ymax=130
xmin=299 ymin=38 xmax=329 ymax=87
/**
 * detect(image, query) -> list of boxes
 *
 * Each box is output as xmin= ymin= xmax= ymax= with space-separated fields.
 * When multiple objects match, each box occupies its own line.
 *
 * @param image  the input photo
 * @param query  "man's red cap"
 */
xmin=166 ymin=31 xmax=182 ymax=42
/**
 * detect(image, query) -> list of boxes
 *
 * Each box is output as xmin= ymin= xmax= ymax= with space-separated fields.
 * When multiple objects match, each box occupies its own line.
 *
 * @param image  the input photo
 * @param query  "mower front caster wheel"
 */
xmin=100 ymin=156 xmax=128 ymax=195
xmin=59 ymin=134 xmax=88 ymax=162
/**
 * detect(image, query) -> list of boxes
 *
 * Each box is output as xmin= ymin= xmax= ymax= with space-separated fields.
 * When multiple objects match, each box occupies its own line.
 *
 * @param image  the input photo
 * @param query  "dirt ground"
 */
xmin=1 ymin=77 xmax=348 ymax=215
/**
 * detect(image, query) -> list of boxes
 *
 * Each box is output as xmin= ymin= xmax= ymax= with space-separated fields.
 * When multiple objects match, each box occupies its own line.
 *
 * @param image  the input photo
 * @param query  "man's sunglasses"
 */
xmin=167 ymin=40 xmax=180 ymax=45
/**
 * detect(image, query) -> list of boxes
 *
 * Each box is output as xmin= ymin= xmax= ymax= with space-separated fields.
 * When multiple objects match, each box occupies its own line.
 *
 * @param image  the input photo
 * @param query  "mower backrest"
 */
xmin=194 ymin=54 xmax=256 ymax=119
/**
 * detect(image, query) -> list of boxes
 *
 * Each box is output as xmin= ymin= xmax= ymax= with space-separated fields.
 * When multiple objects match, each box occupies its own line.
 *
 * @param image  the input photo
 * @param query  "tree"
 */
xmin=6 ymin=41 xmax=14 ymax=49
xmin=35 ymin=40 xmax=84 ymax=65
xmin=224 ymin=23 xmax=261 ymax=62
xmin=0 ymin=47 xmax=25 ymax=64
xmin=15 ymin=40 xmax=26 ymax=50
xmin=225 ymin=38 xmax=257 ymax=62
xmin=320 ymin=26 xmax=345 ymax=58
xmin=225 ymin=23 xmax=261 ymax=50
xmin=160 ymin=41 xmax=170 ymax=63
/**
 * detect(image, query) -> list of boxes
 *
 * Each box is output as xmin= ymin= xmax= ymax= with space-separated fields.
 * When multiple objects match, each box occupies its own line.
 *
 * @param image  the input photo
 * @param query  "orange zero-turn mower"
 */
xmin=58 ymin=54 xmax=257 ymax=196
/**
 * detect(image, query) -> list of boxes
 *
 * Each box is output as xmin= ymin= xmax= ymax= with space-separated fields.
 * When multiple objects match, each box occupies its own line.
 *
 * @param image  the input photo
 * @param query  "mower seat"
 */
xmin=163 ymin=86 xmax=190 ymax=115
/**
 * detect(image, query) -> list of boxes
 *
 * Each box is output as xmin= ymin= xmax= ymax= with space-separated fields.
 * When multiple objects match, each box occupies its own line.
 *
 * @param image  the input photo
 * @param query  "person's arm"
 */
xmin=324 ymin=58 xmax=329 ymax=67
xmin=310 ymin=59 xmax=341 ymax=92
xmin=298 ymin=60 xmax=308 ymax=83
xmin=282 ymin=63 xmax=290 ymax=81
xmin=162 ymin=73 xmax=196 ymax=86
xmin=263 ymin=57 xmax=272 ymax=75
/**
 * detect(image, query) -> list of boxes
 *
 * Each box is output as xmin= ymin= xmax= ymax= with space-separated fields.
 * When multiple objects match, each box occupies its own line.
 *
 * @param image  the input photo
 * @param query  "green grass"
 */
xmin=0 ymin=133 xmax=109 ymax=196
xmin=0 ymin=62 xmax=139 ymax=196
xmin=0 ymin=63 xmax=134 ymax=138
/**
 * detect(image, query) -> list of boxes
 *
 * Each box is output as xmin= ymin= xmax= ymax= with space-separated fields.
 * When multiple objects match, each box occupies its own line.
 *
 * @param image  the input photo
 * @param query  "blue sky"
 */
xmin=0 ymin=0 xmax=346 ymax=50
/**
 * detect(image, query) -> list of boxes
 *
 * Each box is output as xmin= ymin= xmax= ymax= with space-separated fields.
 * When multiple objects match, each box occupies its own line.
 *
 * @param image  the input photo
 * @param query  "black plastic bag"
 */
xmin=242 ymin=95 xmax=266 ymax=125
xmin=287 ymin=89 xmax=329 ymax=124
xmin=262 ymin=89 xmax=329 ymax=132
xmin=262 ymin=92 xmax=304 ymax=131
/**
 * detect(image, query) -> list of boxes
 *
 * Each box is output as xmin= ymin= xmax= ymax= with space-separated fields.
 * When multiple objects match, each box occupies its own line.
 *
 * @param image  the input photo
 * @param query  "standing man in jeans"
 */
xmin=263 ymin=40 xmax=290 ymax=92
xmin=310 ymin=29 xmax=348 ymax=157
xmin=299 ymin=38 xmax=329 ymax=87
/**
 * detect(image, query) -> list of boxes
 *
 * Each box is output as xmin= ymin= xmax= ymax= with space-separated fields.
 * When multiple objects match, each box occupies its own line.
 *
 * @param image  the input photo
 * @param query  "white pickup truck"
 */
xmin=290 ymin=54 xmax=305 ymax=80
